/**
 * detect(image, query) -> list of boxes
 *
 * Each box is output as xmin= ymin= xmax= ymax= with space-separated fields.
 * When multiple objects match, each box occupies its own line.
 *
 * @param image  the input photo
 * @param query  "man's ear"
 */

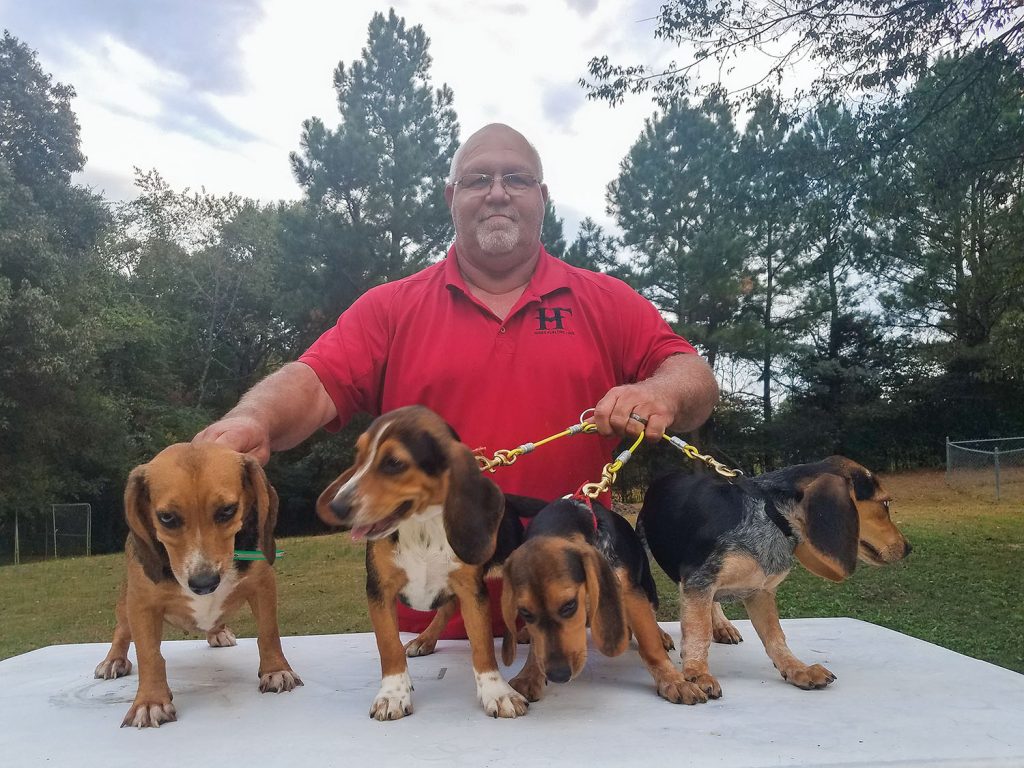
xmin=443 ymin=444 xmax=503 ymax=565
xmin=124 ymin=466 xmax=166 ymax=583
xmin=793 ymin=473 xmax=859 ymax=582
xmin=582 ymin=548 xmax=629 ymax=658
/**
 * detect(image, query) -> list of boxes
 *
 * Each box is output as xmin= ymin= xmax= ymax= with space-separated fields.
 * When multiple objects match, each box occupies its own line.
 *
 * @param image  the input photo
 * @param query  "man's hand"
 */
xmin=193 ymin=415 xmax=273 ymax=465
xmin=592 ymin=382 xmax=677 ymax=443
xmin=592 ymin=353 xmax=718 ymax=442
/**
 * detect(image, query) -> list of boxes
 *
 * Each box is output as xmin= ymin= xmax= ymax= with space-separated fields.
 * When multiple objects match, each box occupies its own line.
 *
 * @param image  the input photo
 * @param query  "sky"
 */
xmin=1 ymin=0 xmax=755 ymax=238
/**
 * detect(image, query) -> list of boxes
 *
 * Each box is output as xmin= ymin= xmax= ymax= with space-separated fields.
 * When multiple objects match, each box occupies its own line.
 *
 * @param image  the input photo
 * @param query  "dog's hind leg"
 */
xmin=679 ymin=586 xmax=723 ymax=699
xmin=206 ymin=624 xmax=237 ymax=647
xmin=625 ymin=588 xmax=707 ymax=704
xmin=712 ymin=601 xmax=743 ymax=644
xmin=404 ymin=599 xmax=455 ymax=657
xmin=743 ymin=590 xmax=836 ymax=690
xmin=94 ymin=588 xmax=133 ymax=680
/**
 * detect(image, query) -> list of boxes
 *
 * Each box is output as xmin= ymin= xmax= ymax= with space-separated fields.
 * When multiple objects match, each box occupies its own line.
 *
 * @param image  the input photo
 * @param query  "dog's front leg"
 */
xmin=743 ymin=590 xmax=836 ymax=690
xmin=624 ymin=589 xmax=707 ymax=705
xmin=450 ymin=568 xmax=528 ymax=718
xmin=248 ymin=576 xmax=303 ymax=693
xmin=679 ymin=587 xmax=723 ymax=699
xmin=368 ymin=592 xmax=414 ymax=720
xmin=95 ymin=589 xmax=133 ymax=680
xmin=508 ymin=643 xmax=546 ymax=702
xmin=122 ymin=600 xmax=175 ymax=727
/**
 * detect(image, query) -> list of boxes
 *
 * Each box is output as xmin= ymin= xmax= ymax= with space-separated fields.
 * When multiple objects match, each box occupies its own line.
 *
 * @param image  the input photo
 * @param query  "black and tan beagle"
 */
xmin=501 ymin=497 xmax=708 ymax=705
xmin=316 ymin=405 xmax=530 ymax=720
xmin=638 ymin=455 xmax=911 ymax=698
xmin=94 ymin=443 xmax=301 ymax=728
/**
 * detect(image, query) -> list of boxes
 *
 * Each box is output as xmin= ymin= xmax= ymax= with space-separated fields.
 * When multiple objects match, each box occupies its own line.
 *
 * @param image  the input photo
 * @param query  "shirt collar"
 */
xmin=444 ymin=244 xmax=571 ymax=300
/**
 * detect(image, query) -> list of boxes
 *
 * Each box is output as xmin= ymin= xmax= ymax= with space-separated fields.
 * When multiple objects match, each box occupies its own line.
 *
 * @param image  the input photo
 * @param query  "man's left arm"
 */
xmin=593 ymin=352 xmax=719 ymax=442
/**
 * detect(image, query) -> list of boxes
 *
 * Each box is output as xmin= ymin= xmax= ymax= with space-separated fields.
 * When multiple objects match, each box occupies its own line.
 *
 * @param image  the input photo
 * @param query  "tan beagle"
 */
xmin=94 ymin=443 xmax=301 ymax=727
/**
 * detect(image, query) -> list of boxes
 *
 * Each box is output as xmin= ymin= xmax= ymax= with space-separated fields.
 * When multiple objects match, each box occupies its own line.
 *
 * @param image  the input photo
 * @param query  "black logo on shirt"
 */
xmin=536 ymin=307 xmax=573 ymax=334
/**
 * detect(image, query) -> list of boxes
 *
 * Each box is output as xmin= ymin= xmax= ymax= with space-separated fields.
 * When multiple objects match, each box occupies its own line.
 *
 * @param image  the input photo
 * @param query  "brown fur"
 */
xmin=316 ymin=406 xmax=527 ymax=720
xmin=94 ymin=443 xmax=301 ymax=728
xmin=501 ymin=535 xmax=707 ymax=706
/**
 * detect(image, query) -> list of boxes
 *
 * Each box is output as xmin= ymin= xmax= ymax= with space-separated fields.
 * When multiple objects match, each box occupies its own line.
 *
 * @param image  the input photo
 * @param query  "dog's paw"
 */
xmin=659 ymin=628 xmax=676 ymax=651
xmin=476 ymin=670 xmax=529 ymax=718
xmin=712 ymin=623 xmax=743 ymax=644
xmin=780 ymin=663 xmax=836 ymax=690
xmin=259 ymin=669 xmax=304 ymax=693
xmin=655 ymin=670 xmax=709 ymax=705
xmin=403 ymin=634 xmax=438 ymax=657
xmin=94 ymin=657 xmax=132 ymax=679
xmin=369 ymin=671 xmax=414 ymax=721
xmin=206 ymin=626 xmax=237 ymax=648
xmin=684 ymin=670 xmax=723 ymax=699
xmin=121 ymin=697 xmax=177 ymax=728
xmin=509 ymin=670 xmax=546 ymax=702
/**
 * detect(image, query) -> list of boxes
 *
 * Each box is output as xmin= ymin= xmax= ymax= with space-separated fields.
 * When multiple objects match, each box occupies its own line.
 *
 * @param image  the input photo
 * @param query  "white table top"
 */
xmin=2 ymin=619 xmax=1022 ymax=767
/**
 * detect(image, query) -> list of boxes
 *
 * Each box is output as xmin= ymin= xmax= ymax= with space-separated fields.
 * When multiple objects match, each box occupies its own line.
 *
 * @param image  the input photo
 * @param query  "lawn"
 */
xmin=1 ymin=469 xmax=1021 ymax=673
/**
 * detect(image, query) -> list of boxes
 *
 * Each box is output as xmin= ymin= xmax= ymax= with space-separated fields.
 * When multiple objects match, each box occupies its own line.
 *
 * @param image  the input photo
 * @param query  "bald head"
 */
xmin=448 ymin=123 xmax=544 ymax=183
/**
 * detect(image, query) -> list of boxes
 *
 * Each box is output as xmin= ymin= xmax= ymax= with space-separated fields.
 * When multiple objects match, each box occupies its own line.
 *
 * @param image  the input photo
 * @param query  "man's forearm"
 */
xmin=227 ymin=362 xmax=338 ymax=451
xmin=650 ymin=353 xmax=719 ymax=433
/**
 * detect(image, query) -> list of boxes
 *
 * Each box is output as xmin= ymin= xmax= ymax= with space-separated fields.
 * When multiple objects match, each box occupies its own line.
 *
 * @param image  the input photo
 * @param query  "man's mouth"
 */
xmin=350 ymin=500 xmax=414 ymax=541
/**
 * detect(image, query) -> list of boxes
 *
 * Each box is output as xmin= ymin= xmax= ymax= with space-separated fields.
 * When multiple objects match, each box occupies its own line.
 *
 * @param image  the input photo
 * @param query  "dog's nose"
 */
xmin=188 ymin=571 xmax=221 ymax=595
xmin=327 ymin=496 xmax=354 ymax=524
xmin=546 ymin=664 xmax=572 ymax=684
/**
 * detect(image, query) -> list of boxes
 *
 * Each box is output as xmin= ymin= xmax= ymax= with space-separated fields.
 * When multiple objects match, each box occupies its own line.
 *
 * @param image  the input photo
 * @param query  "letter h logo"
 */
xmin=536 ymin=307 xmax=572 ymax=331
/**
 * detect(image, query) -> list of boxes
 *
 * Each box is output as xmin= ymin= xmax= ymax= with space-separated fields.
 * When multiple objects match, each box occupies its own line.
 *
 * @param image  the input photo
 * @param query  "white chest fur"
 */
xmin=182 ymin=570 xmax=239 ymax=632
xmin=393 ymin=506 xmax=458 ymax=611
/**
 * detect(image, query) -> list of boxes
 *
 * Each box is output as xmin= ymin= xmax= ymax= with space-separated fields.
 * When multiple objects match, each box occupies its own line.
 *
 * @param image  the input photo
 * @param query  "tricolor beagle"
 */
xmin=500 ymin=497 xmax=708 ymax=705
xmin=638 ymin=456 xmax=911 ymax=698
xmin=316 ymin=405 xmax=530 ymax=720
xmin=94 ymin=443 xmax=301 ymax=727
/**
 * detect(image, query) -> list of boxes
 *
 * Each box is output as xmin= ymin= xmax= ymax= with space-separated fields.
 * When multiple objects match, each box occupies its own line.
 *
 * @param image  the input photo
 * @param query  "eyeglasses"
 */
xmin=452 ymin=172 xmax=539 ymax=194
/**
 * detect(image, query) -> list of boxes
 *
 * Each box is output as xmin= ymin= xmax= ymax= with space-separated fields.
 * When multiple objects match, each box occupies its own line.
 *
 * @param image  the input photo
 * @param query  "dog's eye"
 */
xmin=518 ymin=608 xmax=536 ymax=624
xmin=156 ymin=511 xmax=181 ymax=529
xmin=214 ymin=504 xmax=238 ymax=523
xmin=558 ymin=599 xmax=578 ymax=619
xmin=379 ymin=455 xmax=407 ymax=475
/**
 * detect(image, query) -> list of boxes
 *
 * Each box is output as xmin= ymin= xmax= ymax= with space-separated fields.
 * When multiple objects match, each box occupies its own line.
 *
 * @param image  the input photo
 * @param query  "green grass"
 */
xmin=1 ymin=470 xmax=1021 ymax=673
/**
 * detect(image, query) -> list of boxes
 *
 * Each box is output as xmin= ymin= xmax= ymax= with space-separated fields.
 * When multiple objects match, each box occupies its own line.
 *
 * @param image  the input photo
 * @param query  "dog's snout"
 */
xmin=188 ymin=570 xmax=221 ymax=595
xmin=546 ymin=662 xmax=572 ymax=684
xmin=328 ymin=495 xmax=355 ymax=524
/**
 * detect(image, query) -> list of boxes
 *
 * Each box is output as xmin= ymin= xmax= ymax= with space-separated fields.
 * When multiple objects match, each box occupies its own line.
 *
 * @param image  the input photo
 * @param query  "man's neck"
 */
xmin=456 ymin=246 xmax=541 ymax=317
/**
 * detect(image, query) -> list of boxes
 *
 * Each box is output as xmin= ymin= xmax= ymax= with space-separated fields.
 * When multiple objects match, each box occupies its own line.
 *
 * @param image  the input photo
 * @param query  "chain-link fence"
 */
xmin=946 ymin=437 xmax=1024 ymax=504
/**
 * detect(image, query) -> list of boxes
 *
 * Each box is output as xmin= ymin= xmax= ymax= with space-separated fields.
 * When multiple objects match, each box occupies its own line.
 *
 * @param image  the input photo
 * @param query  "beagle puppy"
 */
xmin=638 ymin=456 xmax=911 ymax=699
xmin=94 ymin=443 xmax=301 ymax=728
xmin=316 ymin=405 xmax=529 ymax=720
xmin=501 ymin=497 xmax=708 ymax=705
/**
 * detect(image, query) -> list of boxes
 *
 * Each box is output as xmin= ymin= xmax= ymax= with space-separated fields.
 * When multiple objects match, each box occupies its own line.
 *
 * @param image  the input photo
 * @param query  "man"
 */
xmin=194 ymin=123 xmax=718 ymax=636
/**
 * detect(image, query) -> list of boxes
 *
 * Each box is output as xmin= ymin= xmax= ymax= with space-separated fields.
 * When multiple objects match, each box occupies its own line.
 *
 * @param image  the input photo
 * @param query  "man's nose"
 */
xmin=484 ymin=176 xmax=511 ymax=202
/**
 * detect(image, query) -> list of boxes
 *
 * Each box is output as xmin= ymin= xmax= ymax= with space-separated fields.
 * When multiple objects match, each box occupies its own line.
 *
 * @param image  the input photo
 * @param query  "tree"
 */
xmin=564 ymin=217 xmax=636 ymax=286
xmin=608 ymin=98 xmax=747 ymax=369
xmin=541 ymin=198 xmax=567 ymax=257
xmin=290 ymin=9 xmax=458 ymax=316
xmin=582 ymin=1 xmax=1024 ymax=107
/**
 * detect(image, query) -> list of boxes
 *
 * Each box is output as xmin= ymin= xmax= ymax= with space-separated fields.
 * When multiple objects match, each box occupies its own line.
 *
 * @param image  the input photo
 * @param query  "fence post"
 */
xmin=945 ymin=436 xmax=950 ymax=485
xmin=994 ymin=446 xmax=1001 ymax=502
xmin=14 ymin=510 xmax=19 ymax=566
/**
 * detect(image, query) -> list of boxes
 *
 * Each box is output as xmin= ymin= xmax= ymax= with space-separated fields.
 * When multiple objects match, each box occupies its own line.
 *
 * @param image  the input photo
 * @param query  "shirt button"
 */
xmin=499 ymin=327 xmax=507 ymax=334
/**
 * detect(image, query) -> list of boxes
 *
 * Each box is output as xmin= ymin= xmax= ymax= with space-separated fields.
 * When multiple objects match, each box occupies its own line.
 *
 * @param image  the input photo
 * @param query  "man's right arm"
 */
xmin=192 ymin=362 xmax=338 ymax=465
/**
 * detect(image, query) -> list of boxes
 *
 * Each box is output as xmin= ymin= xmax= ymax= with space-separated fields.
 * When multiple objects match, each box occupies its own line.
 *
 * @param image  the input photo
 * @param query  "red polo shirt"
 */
xmin=299 ymin=245 xmax=696 ymax=635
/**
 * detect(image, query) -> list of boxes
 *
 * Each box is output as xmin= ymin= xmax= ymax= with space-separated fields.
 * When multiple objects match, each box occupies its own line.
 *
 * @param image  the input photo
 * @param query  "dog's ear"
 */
xmin=124 ymin=465 xmax=166 ymax=583
xmin=243 ymin=456 xmax=279 ymax=564
xmin=443 ymin=443 xmax=503 ymax=565
xmin=793 ymin=473 xmax=859 ymax=582
xmin=500 ymin=567 xmax=520 ymax=666
xmin=582 ymin=547 xmax=629 ymax=657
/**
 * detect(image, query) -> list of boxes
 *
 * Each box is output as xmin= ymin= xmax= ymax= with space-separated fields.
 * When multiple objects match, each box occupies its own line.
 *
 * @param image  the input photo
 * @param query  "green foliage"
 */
xmin=290 ymin=8 xmax=458 ymax=309
xmin=541 ymin=198 xmax=567 ymax=257
xmin=582 ymin=1 xmax=1024 ymax=109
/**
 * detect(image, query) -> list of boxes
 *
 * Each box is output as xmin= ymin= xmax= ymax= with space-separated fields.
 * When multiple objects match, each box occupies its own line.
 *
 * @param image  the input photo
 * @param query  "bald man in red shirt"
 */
xmin=194 ymin=123 xmax=719 ymax=637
